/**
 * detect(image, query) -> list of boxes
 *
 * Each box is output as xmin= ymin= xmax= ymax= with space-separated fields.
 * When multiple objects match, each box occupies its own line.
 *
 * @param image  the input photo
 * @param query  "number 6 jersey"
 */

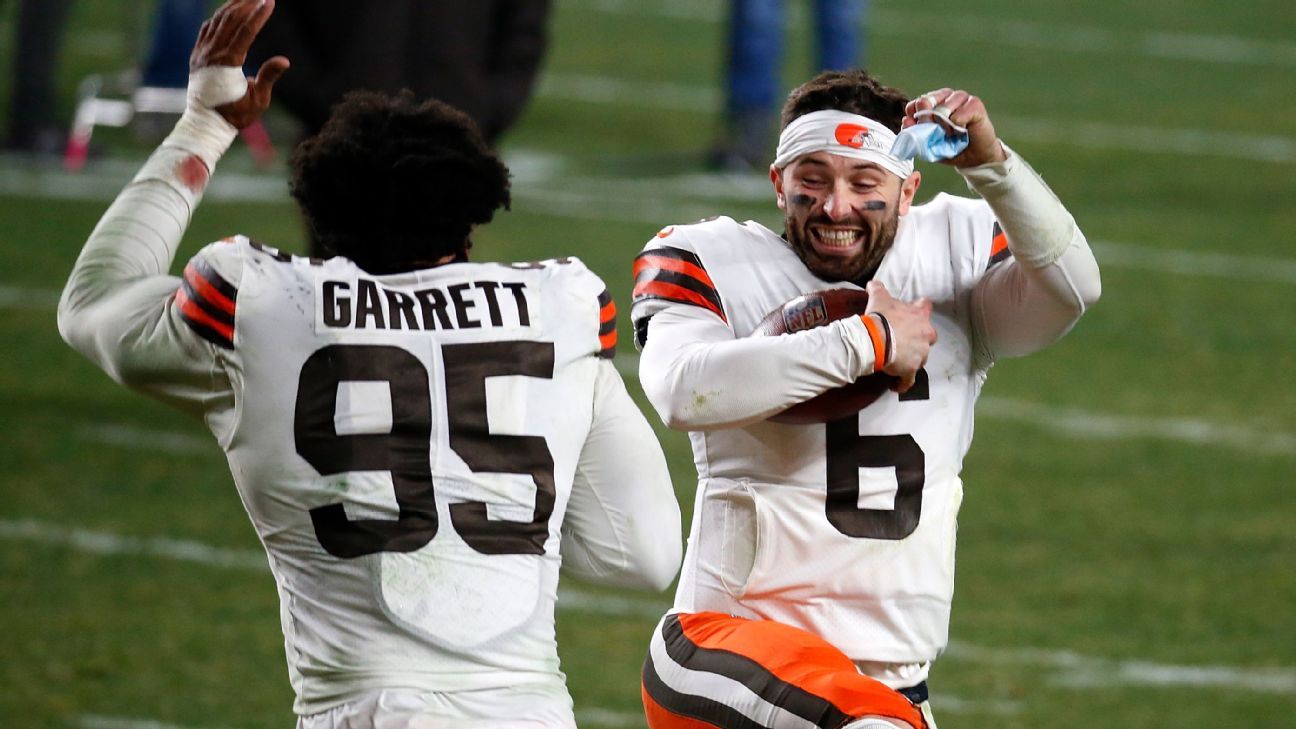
xmin=631 ymin=170 xmax=1099 ymax=687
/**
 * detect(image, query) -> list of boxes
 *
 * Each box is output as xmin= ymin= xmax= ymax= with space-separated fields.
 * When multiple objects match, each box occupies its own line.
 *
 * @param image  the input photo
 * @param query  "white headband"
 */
xmin=773 ymin=110 xmax=914 ymax=179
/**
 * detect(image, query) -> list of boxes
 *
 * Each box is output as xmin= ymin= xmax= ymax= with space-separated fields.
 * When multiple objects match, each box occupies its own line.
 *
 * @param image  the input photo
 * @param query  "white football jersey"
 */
xmin=631 ymin=195 xmax=1006 ymax=669
xmin=180 ymin=239 xmax=617 ymax=714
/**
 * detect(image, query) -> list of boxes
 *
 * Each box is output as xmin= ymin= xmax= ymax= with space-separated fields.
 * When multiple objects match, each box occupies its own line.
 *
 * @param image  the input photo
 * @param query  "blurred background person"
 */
xmin=140 ymin=0 xmax=210 ymax=90
xmin=3 ymin=0 xmax=75 ymax=155
xmin=710 ymin=0 xmax=870 ymax=172
xmin=248 ymin=0 xmax=551 ymax=144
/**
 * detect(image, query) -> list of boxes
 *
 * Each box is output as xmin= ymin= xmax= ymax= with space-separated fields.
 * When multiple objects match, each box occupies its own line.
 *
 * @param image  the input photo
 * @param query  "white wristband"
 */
xmin=188 ymin=66 xmax=248 ymax=110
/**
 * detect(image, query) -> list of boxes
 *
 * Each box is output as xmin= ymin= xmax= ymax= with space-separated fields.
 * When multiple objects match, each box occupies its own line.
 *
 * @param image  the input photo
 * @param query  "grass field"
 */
xmin=2 ymin=0 xmax=1295 ymax=727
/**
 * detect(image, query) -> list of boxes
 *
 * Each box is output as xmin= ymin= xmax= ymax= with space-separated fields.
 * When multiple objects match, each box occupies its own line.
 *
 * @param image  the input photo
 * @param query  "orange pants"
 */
xmin=641 ymin=612 xmax=926 ymax=729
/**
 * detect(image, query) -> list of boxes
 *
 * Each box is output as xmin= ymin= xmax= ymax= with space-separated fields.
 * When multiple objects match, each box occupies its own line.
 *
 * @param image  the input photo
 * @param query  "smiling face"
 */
xmin=771 ymin=152 xmax=921 ymax=282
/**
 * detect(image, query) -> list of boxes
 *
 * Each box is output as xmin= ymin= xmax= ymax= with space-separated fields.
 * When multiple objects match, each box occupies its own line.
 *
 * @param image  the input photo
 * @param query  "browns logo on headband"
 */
xmin=774 ymin=110 xmax=915 ymax=179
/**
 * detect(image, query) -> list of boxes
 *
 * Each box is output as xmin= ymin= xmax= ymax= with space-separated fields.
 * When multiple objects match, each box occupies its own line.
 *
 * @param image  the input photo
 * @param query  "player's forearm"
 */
xmin=961 ymin=146 xmax=1102 ymax=359
xmin=640 ymin=307 xmax=879 ymax=430
xmin=58 ymin=104 xmax=236 ymax=376
xmin=563 ymin=361 xmax=681 ymax=591
xmin=959 ymin=145 xmax=1102 ymax=309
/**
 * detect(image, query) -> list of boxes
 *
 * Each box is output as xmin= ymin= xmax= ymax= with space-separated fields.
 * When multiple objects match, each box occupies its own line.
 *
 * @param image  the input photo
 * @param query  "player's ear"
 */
xmin=897 ymin=171 xmax=921 ymax=216
xmin=770 ymin=164 xmax=787 ymax=211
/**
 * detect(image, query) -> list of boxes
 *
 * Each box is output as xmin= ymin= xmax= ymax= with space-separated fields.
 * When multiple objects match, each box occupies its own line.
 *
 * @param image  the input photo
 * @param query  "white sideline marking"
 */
xmin=977 ymin=396 xmax=1296 ymax=457
xmin=570 ymin=0 xmax=1296 ymax=68
xmin=8 ymin=518 xmax=1294 ymax=697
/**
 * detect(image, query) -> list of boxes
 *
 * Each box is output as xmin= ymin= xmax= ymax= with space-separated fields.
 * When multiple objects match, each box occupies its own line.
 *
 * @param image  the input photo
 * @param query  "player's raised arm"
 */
xmin=906 ymin=89 xmax=1102 ymax=359
xmin=58 ymin=0 xmax=287 ymax=397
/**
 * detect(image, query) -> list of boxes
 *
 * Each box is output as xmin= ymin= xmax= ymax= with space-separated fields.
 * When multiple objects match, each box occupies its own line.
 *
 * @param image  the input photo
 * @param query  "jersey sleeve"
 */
xmin=630 ymin=227 xmax=728 ymax=348
xmin=57 ymin=103 xmax=243 ymax=418
xmin=174 ymin=239 xmax=245 ymax=350
xmin=59 ymin=236 xmax=244 ymax=418
xmin=988 ymin=220 xmax=1013 ymax=269
xmin=961 ymin=146 xmax=1102 ymax=363
xmin=542 ymin=256 xmax=621 ymax=360
xmin=561 ymin=359 xmax=682 ymax=590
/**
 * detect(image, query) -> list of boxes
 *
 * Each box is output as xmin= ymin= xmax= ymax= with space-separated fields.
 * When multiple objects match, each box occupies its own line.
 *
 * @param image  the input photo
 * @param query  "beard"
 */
xmin=783 ymin=206 xmax=901 ymax=283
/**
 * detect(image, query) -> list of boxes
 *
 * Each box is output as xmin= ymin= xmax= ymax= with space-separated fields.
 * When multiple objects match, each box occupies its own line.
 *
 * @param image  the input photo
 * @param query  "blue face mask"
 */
xmin=890 ymin=121 xmax=970 ymax=163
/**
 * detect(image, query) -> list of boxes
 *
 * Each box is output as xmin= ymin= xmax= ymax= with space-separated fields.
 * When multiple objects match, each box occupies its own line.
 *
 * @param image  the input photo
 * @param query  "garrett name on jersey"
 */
xmin=319 ymin=277 xmax=533 ymax=332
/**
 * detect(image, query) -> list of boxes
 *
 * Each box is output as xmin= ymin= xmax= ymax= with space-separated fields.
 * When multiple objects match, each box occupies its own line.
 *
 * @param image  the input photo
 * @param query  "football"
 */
xmin=751 ymin=288 xmax=896 ymax=424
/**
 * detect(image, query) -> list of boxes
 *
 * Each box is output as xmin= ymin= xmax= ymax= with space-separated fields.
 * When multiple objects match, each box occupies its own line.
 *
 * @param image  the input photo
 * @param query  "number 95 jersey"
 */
xmin=188 ymin=239 xmax=617 ymax=714
xmin=632 ymin=199 xmax=1005 ymax=671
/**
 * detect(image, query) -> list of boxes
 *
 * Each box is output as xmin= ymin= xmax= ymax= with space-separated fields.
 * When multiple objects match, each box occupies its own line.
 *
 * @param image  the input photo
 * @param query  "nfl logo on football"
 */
xmin=782 ymin=296 xmax=828 ymax=331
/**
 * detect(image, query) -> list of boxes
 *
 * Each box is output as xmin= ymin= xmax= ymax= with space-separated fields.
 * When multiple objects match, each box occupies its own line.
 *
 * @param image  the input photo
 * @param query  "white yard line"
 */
xmin=43 ymin=377 xmax=1296 ymax=462
xmin=1090 ymin=241 xmax=1296 ymax=285
xmin=0 ymin=517 xmax=661 ymax=616
xmin=78 ymin=715 xmax=230 ymax=729
xmin=76 ymin=424 xmax=213 ymax=455
xmin=7 ymin=518 xmax=1293 ymax=697
xmin=538 ymin=72 xmax=1296 ymax=164
xmin=946 ymin=641 xmax=1296 ymax=694
xmin=0 ymin=518 xmax=272 ymax=572
xmin=614 ymin=355 xmax=1296 ymax=457
xmin=567 ymin=0 xmax=1296 ymax=68
xmin=574 ymin=708 xmax=648 ymax=728
xmin=977 ymin=396 xmax=1296 ymax=457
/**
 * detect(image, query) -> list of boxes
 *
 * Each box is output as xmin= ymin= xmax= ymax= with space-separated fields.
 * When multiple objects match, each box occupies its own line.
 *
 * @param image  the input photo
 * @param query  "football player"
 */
xmin=632 ymin=70 xmax=1102 ymax=728
xmin=58 ymin=2 xmax=682 ymax=727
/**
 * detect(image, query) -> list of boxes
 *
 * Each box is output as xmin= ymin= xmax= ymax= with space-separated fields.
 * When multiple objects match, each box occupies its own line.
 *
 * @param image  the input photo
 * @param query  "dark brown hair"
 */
xmin=780 ymin=69 xmax=909 ymax=133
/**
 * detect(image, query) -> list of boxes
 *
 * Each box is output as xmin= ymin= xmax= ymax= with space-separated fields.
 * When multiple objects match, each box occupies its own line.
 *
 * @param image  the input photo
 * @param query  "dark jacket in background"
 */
xmin=249 ymin=0 xmax=551 ymax=142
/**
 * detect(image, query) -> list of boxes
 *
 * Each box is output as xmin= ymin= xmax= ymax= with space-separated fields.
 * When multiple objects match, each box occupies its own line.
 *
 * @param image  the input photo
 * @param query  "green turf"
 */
xmin=2 ymin=1 xmax=1294 ymax=727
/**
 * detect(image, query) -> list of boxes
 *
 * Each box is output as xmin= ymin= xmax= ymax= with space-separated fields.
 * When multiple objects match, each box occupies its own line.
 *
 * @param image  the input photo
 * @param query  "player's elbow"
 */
xmin=606 ymin=505 xmax=683 ymax=591
xmin=628 ymin=535 xmax=683 ymax=592
xmin=563 ymin=530 xmax=682 ymax=592
xmin=643 ymin=370 xmax=729 ymax=431
xmin=1064 ymin=230 xmax=1102 ymax=314
xmin=1075 ymin=266 xmax=1102 ymax=311
xmin=57 ymin=287 xmax=102 ymax=362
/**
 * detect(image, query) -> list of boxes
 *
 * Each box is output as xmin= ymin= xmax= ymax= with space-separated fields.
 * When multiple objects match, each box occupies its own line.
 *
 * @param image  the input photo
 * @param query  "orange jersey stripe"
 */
xmin=176 ymin=287 xmax=234 ymax=341
xmin=675 ymin=613 xmax=925 ymax=726
xmin=634 ymin=254 xmax=717 ymax=291
xmin=990 ymin=231 xmax=1009 ymax=259
xmin=599 ymin=299 xmax=617 ymax=323
xmin=599 ymin=330 xmax=617 ymax=350
xmin=183 ymin=263 xmax=236 ymax=315
xmin=633 ymin=280 xmax=726 ymax=320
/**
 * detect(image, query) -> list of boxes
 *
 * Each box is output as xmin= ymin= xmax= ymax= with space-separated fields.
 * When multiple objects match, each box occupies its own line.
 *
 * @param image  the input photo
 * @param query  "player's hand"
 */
xmin=189 ymin=0 xmax=289 ymax=129
xmin=864 ymin=280 xmax=937 ymax=393
xmin=902 ymin=88 xmax=1006 ymax=169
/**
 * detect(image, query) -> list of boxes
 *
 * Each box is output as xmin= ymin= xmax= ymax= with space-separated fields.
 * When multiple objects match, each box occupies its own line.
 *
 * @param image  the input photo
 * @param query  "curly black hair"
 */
xmin=288 ymin=90 xmax=511 ymax=274
xmin=780 ymin=69 xmax=910 ymax=133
